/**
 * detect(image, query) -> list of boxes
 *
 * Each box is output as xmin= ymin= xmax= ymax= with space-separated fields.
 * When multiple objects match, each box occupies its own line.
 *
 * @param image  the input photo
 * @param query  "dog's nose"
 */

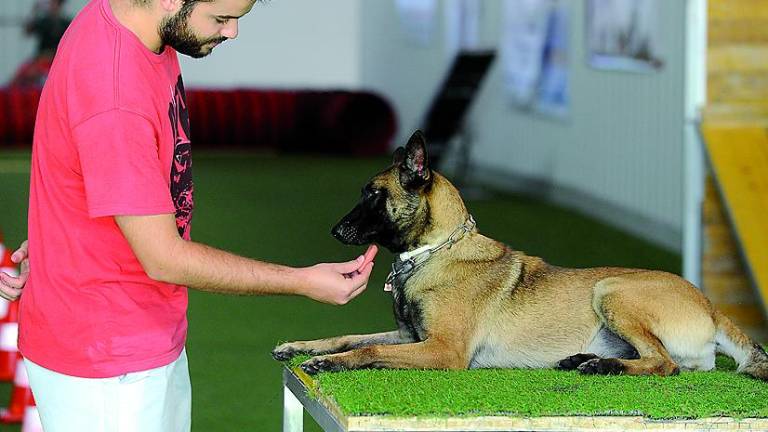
xmin=331 ymin=221 xmax=359 ymax=244
xmin=331 ymin=222 xmax=347 ymax=241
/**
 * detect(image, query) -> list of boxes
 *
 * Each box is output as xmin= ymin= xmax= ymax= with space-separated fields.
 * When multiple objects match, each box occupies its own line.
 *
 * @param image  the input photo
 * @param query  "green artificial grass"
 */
xmin=286 ymin=355 xmax=768 ymax=420
xmin=0 ymin=150 xmax=686 ymax=431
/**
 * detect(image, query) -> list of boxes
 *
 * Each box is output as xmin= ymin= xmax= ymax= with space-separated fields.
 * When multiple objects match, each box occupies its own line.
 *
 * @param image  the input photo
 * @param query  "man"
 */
xmin=0 ymin=0 xmax=378 ymax=430
xmin=9 ymin=0 xmax=72 ymax=88
xmin=26 ymin=0 xmax=73 ymax=58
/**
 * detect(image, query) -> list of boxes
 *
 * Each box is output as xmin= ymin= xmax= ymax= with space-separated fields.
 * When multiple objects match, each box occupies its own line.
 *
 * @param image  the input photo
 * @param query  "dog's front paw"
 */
xmin=556 ymin=353 xmax=600 ymax=371
xmin=272 ymin=342 xmax=305 ymax=362
xmin=576 ymin=358 xmax=625 ymax=375
xmin=300 ymin=356 xmax=346 ymax=375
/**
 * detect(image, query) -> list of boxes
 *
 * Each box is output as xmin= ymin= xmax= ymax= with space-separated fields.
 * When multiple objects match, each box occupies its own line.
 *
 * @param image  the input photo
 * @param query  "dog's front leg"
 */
xmin=300 ymin=338 xmax=467 ymax=374
xmin=272 ymin=330 xmax=414 ymax=361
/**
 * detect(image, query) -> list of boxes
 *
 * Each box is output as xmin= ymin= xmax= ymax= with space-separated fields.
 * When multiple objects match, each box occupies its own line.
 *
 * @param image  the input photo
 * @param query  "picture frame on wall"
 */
xmin=501 ymin=0 xmax=570 ymax=119
xmin=586 ymin=0 xmax=664 ymax=72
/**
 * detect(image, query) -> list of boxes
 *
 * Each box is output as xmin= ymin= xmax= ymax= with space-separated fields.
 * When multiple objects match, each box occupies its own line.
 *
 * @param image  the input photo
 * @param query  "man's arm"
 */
xmin=115 ymin=214 xmax=376 ymax=305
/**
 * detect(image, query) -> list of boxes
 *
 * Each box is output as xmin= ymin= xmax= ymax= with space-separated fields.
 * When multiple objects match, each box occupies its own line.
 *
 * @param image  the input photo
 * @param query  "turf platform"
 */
xmin=0 ymin=151 xmax=682 ymax=431
xmin=283 ymin=354 xmax=767 ymax=431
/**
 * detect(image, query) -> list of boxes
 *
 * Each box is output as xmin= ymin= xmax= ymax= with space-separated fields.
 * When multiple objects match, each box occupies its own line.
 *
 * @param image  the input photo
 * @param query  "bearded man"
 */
xmin=0 ymin=1 xmax=378 ymax=430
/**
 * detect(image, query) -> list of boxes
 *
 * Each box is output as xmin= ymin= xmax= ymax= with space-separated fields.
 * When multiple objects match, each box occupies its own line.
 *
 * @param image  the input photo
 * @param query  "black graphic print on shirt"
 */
xmin=168 ymin=75 xmax=194 ymax=238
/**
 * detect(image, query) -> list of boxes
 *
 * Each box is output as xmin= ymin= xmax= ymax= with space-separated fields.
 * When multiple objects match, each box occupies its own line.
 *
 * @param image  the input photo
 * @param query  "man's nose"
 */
xmin=221 ymin=20 xmax=239 ymax=40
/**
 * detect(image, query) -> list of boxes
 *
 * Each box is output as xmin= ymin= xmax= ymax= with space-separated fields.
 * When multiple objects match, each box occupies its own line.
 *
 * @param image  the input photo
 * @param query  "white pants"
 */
xmin=25 ymin=350 xmax=191 ymax=432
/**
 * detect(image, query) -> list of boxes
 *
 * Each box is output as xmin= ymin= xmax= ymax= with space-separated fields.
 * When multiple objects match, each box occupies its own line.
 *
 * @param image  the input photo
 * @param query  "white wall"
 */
xmin=1 ymin=0 xmax=361 ymax=89
xmin=360 ymin=0 xmax=689 ymax=251
xmin=179 ymin=0 xmax=361 ymax=88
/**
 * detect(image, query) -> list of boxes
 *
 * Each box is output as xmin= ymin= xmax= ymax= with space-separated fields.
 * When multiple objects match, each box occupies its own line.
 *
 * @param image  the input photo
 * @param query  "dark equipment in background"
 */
xmin=421 ymin=50 xmax=495 ymax=186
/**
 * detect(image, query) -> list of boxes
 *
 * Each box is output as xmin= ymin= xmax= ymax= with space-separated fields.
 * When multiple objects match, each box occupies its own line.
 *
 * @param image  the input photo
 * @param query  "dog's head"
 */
xmin=331 ymin=130 xmax=468 ymax=253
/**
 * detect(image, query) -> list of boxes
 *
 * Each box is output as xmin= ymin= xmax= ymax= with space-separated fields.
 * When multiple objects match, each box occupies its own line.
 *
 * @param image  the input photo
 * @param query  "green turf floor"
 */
xmin=0 ymin=150 xmax=681 ymax=431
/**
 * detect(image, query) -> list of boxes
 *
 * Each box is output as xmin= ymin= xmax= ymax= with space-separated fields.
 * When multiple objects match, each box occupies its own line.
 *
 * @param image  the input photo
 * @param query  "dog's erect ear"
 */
xmin=399 ymin=130 xmax=431 ymax=190
xmin=392 ymin=147 xmax=406 ymax=166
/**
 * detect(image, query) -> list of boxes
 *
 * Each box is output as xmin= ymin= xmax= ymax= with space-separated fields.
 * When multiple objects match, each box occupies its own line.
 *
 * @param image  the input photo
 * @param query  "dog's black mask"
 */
xmin=331 ymin=130 xmax=431 ymax=253
xmin=331 ymin=185 xmax=404 ymax=251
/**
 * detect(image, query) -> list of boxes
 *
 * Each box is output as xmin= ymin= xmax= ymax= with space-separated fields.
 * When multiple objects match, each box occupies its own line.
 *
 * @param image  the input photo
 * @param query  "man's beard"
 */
xmin=159 ymin=4 xmax=226 ymax=58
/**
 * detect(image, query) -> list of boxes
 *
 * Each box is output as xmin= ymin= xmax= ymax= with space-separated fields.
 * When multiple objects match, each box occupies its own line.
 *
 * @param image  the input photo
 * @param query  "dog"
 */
xmin=272 ymin=130 xmax=768 ymax=381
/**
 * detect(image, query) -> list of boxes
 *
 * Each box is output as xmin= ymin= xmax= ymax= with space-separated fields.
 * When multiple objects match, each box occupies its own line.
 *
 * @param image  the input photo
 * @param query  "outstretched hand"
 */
xmin=300 ymin=245 xmax=378 ymax=305
xmin=0 ymin=240 xmax=30 ymax=301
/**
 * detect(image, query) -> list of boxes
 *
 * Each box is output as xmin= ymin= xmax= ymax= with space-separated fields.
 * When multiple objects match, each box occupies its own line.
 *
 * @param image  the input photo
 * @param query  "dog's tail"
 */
xmin=714 ymin=309 xmax=768 ymax=381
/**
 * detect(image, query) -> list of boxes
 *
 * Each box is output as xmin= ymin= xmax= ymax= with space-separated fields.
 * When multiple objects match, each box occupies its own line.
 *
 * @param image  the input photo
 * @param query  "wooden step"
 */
xmin=708 ymin=46 xmax=768 ymax=74
xmin=709 ymin=20 xmax=768 ymax=45
xmin=701 ymin=125 xmax=768 ymax=321
xmin=702 ymin=103 xmax=768 ymax=126
xmin=708 ymin=72 xmax=768 ymax=103
xmin=709 ymin=0 xmax=768 ymax=21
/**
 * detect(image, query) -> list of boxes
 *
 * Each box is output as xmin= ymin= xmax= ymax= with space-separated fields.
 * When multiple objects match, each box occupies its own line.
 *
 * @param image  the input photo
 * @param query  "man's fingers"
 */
xmin=0 ymin=272 xmax=23 ymax=300
xmin=347 ymin=282 xmax=368 ymax=301
xmin=0 ymin=272 xmax=27 ymax=290
xmin=346 ymin=263 xmax=373 ymax=301
xmin=348 ymin=262 xmax=374 ymax=283
xmin=340 ymin=245 xmax=379 ymax=278
xmin=11 ymin=240 xmax=29 ymax=264
xmin=19 ymin=259 xmax=30 ymax=275
xmin=360 ymin=245 xmax=378 ymax=269
xmin=0 ymin=286 xmax=21 ymax=301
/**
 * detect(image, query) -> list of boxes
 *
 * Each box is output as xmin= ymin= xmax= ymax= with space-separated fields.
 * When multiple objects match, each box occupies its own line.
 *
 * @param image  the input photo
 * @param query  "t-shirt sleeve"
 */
xmin=73 ymin=109 xmax=176 ymax=218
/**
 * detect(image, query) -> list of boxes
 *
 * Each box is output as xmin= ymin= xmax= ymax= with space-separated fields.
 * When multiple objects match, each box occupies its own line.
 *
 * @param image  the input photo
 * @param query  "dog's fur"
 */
xmin=273 ymin=131 xmax=768 ymax=380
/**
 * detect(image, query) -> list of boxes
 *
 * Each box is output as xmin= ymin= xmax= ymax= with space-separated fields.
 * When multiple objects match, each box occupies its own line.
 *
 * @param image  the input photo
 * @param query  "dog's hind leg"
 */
xmin=272 ymin=330 xmax=414 ymax=361
xmin=578 ymin=275 xmax=690 ymax=377
xmin=557 ymin=353 xmax=601 ymax=371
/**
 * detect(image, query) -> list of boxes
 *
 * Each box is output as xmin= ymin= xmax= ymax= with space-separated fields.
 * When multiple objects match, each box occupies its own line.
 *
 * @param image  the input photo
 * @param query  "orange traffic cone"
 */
xmin=0 ymin=354 xmax=32 ymax=424
xmin=0 ymin=301 xmax=19 ymax=382
xmin=21 ymin=395 xmax=43 ymax=432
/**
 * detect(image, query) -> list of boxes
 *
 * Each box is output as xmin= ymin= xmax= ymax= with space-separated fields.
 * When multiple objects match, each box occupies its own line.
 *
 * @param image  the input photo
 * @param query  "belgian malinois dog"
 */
xmin=273 ymin=131 xmax=768 ymax=381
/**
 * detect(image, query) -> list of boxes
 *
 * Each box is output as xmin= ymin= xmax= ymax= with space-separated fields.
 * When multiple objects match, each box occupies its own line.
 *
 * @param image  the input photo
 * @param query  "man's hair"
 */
xmin=133 ymin=0 xmax=213 ymax=7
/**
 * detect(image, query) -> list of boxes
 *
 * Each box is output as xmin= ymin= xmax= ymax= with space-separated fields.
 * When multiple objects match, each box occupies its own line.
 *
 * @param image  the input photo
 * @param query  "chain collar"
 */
xmin=384 ymin=215 xmax=476 ymax=292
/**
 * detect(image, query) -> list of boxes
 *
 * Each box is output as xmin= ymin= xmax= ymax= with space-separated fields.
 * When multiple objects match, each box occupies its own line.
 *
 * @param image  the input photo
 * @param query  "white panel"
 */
xmin=0 ymin=0 xmax=360 ymax=89
xmin=179 ymin=0 xmax=361 ymax=88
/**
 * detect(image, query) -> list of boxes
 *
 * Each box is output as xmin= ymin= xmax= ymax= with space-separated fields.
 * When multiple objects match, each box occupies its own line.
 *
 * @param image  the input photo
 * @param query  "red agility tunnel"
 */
xmin=0 ymin=88 xmax=397 ymax=155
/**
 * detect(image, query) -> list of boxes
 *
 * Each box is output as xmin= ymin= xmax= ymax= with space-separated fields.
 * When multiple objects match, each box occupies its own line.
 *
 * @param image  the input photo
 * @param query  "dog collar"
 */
xmin=384 ymin=215 xmax=476 ymax=292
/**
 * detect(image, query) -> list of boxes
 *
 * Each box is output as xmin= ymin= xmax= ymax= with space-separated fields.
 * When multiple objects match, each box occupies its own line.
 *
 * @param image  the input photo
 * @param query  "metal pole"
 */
xmin=283 ymin=384 xmax=304 ymax=432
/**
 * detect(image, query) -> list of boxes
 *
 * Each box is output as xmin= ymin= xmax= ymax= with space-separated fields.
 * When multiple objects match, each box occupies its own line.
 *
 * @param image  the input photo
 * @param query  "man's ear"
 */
xmin=399 ymin=130 xmax=431 ymax=190
xmin=158 ymin=0 xmax=183 ymax=14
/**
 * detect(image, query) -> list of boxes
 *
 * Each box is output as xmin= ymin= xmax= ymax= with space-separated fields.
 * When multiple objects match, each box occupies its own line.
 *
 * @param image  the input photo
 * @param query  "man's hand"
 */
xmin=298 ymin=245 xmax=378 ymax=305
xmin=0 ymin=240 xmax=30 ymax=301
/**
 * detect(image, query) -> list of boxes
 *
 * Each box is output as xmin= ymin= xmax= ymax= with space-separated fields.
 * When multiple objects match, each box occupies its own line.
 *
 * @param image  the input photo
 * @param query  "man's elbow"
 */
xmin=139 ymin=248 xmax=184 ymax=284
xmin=143 ymin=265 xmax=177 ymax=283
xmin=143 ymin=262 xmax=178 ymax=284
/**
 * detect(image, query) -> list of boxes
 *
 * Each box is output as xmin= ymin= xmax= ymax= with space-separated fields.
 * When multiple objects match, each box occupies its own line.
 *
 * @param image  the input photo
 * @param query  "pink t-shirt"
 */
xmin=19 ymin=0 xmax=194 ymax=378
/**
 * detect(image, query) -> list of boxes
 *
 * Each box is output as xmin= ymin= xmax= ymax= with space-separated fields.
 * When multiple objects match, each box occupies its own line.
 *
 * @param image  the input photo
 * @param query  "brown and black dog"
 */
xmin=273 ymin=131 xmax=768 ymax=381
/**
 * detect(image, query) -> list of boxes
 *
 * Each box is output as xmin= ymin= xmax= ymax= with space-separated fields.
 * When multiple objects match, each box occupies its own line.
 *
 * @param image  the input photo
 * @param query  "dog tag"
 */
xmin=384 ymin=282 xmax=393 ymax=292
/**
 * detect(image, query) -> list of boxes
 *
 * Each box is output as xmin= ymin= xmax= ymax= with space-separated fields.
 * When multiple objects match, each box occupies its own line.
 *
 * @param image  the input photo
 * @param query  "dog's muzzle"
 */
xmin=331 ymin=222 xmax=366 ymax=245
